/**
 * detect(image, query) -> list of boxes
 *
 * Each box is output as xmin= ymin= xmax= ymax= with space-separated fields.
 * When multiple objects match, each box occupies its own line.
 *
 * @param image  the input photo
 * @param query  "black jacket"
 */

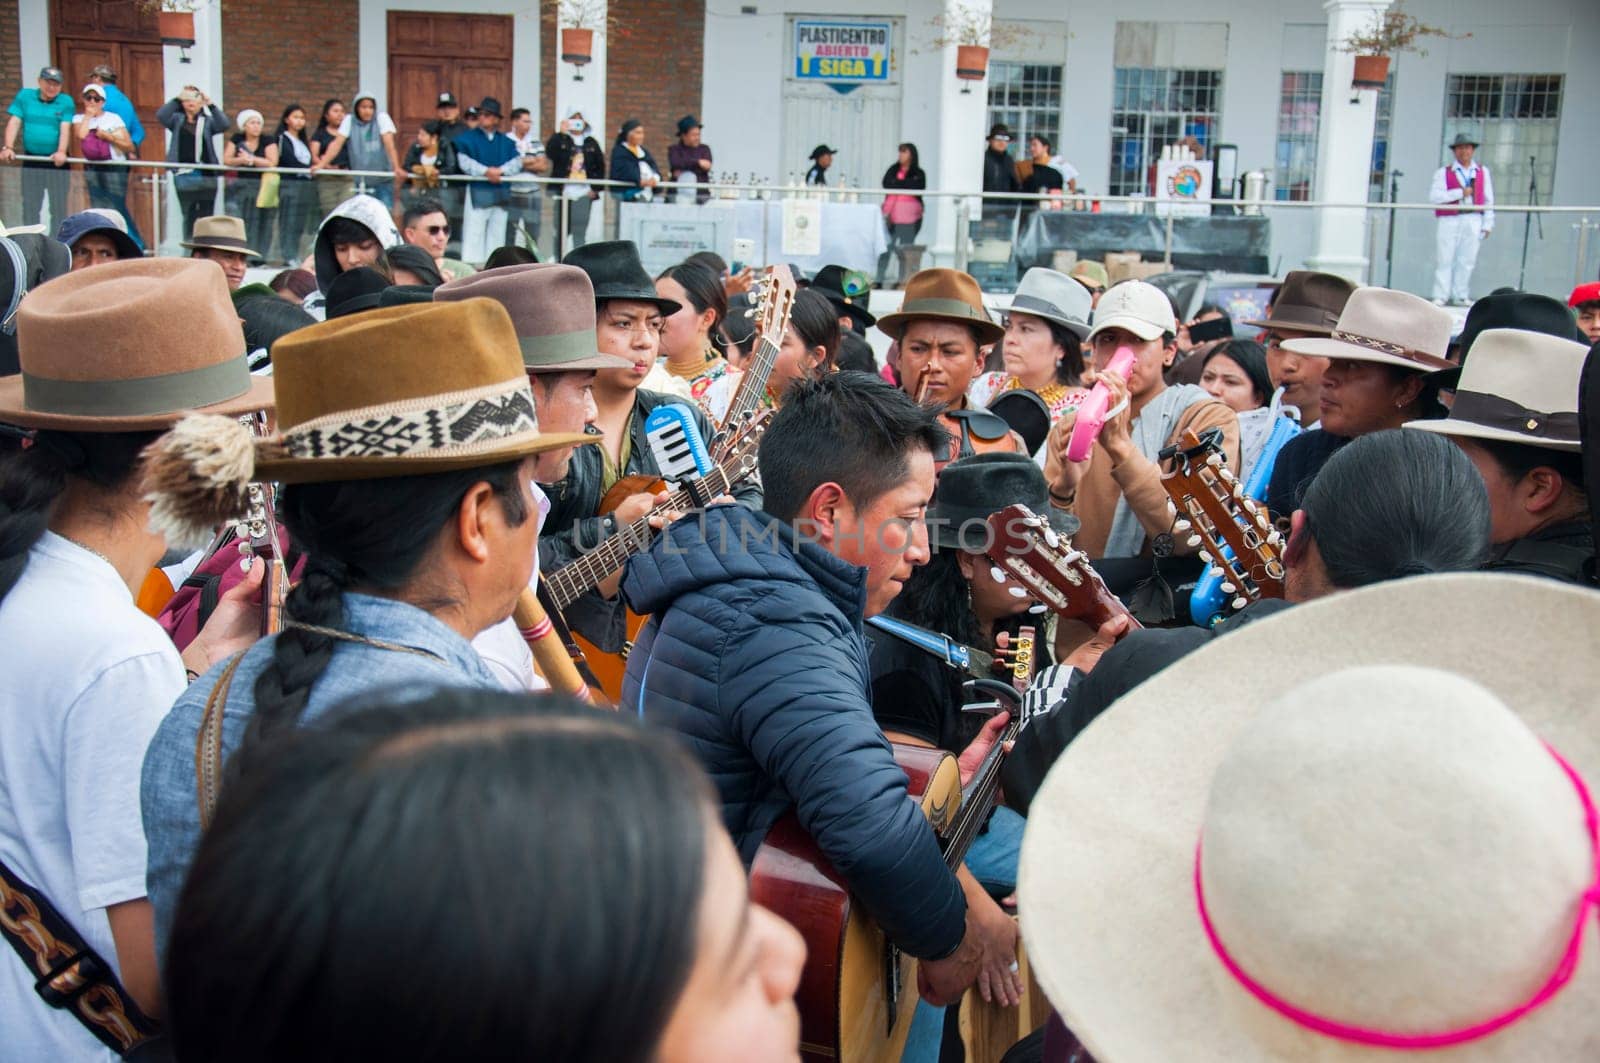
xmin=1002 ymin=598 xmax=1294 ymax=815
xmin=881 ymin=164 xmax=926 ymax=197
xmin=1266 ymin=428 xmax=1349 ymax=520
xmin=621 ymin=505 xmax=968 ymax=960
xmin=538 ymin=389 xmax=761 ymax=651
xmin=1485 ymin=519 xmax=1595 ymax=585
xmin=982 ymin=148 xmax=1019 ymax=195
xmin=608 ymin=142 xmax=661 ymax=199
xmin=544 ymin=132 xmax=606 ymax=198
xmin=402 ymin=138 xmax=459 ymax=178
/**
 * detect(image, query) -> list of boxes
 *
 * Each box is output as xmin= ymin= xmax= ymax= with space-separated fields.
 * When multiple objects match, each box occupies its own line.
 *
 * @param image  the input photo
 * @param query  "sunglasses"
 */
xmin=425 ymin=224 xmax=450 ymax=236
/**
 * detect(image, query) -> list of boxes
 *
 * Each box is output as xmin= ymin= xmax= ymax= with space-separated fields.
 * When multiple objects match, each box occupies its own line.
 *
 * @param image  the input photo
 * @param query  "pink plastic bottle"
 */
xmin=1065 ymin=346 xmax=1137 ymax=462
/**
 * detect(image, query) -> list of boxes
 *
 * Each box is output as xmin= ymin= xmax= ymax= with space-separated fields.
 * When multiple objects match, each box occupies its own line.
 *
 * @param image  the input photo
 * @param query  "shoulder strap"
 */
xmin=194 ymin=652 xmax=247 ymax=831
xmin=0 ymin=857 xmax=163 ymax=1056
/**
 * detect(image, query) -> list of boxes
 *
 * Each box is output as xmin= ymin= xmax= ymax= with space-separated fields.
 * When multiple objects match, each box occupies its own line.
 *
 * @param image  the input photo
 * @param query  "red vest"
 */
xmin=1435 ymin=165 xmax=1487 ymax=217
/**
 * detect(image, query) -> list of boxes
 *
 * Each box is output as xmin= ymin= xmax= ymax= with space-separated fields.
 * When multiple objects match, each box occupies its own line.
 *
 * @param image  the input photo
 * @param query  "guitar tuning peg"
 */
xmin=1266 ymin=530 xmax=1282 ymax=546
xmin=1198 ymin=549 xmax=1214 ymax=564
xmin=1218 ymin=468 xmax=1236 ymax=483
xmin=1210 ymin=566 xmax=1226 ymax=579
xmin=1232 ymin=596 xmax=1250 ymax=610
xmin=1165 ymin=499 xmax=1178 ymax=516
xmin=1173 ymin=518 xmax=1192 ymax=533
xmin=1221 ymin=581 xmax=1237 ymax=593
xmin=1042 ymin=528 xmax=1060 ymax=549
xmin=989 ymin=564 xmax=1008 ymax=584
xmin=1185 ymin=534 xmax=1202 ymax=548
xmin=1205 ymin=453 xmax=1223 ymax=467
xmin=1232 ymin=484 xmax=1246 ymax=499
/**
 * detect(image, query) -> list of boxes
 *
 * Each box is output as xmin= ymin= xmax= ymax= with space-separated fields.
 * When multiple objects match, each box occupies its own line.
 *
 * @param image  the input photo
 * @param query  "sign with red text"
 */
xmin=794 ymin=20 xmax=892 ymax=82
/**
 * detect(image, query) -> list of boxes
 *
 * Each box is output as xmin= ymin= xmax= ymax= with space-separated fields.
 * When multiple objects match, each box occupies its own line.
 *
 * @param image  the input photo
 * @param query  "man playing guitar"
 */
xmin=621 ymin=372 xmax=1021 ymax=1015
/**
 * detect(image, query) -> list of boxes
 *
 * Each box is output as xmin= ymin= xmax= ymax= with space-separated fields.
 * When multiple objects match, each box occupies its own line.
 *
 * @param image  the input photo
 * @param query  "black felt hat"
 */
xmin=324 ymin=266 xmax=391 ymax=319
xmin=378 ymin=284 xmax=437 ymax=308
xmin=476 ymin=97 xmax=503 ymax=118
xmin=1456 ymin=290 xmax=1585 ymax=364
xmin=810 ymin=144 xmax=837 ymax=160
xmin=986 ymin=388 xmax=1053 ymax=459
xmin=928 ymin=452 xmax=1077 ymax=550
xmin=677 ymin=115 xmax=701 ymax=137
xmin=812 ymin=263 xmax=876 ymax=331
xmin=561 ymin=240 xmax=682 ymax=315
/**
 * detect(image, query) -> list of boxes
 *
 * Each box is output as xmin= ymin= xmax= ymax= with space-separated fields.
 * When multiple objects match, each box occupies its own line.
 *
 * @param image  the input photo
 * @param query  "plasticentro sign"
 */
xmin=793 ymin=20 xmax=893 ymax=82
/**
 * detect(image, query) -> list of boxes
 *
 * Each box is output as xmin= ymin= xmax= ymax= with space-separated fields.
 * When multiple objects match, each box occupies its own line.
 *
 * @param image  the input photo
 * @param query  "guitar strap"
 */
xmin=0 ymin=857 xmax=164 ymax=1057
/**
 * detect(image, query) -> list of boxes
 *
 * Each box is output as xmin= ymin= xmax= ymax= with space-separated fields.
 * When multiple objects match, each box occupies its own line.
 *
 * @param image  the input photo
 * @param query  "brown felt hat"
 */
xmin=181 ymin=214 xmax=261 ymax=260
xmin=0 ymin=257 xmax=273 ymax=431
xmin=434 ymin=263 xmax=631 ymax=373
xmin=1242 ymin=270 xmax=1355 ymax=335
xmin=254 ymin=298 xmax=590 ymax=483
xmin=876 ymin=268 xmax=1003 ymax=346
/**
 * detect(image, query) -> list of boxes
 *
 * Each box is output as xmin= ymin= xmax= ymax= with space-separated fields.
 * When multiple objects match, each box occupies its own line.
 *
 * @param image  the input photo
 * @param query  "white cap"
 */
xmin=1088 ymin=279 xmax=1178 ymax=342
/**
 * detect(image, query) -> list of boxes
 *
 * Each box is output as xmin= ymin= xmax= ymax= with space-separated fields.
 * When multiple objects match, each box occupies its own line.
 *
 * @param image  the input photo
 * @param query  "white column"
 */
xmin=1303 ymin=0 xmax=1391 ymax=283
xmin=928 ymin=0 xmax=991 ymax=265
xmin=160 ymin=3 xmax=227 ymax=252
xmin=555 ymin=5 xmax=608 ymax=154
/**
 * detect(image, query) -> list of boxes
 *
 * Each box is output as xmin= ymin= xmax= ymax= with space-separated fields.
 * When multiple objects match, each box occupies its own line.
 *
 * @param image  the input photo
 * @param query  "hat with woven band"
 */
xmin=1018 ymin=573 xmax=1600 ymax=1063
xmin=252 ymin=298 xmax=588 ymax=483
xmin=1008 ymin=266 xmax=1092 ymax=341
xmin=181 ymin=214 xmax=260 ymax=260
xmin=0 ymin=257 xmax=273 ymax=431
xmin=1407 ymin=329 xmax=1588 ymax=453
xmin=1280 ymin=287 xmax=1454 ymax=372
xmin=435 ymin=263 xmax=631 ymax=373
xmin=1242 ymin=270 xmax=1355 ymax=335
xmin=876 ymin=268 xmax=1003 ymax=346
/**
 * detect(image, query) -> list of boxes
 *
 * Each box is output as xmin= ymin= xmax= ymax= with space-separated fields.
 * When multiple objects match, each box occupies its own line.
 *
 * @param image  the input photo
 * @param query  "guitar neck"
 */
xmin=721 ymin=335 xmax=780 ymax=429
xmin=941 ymin=715 xmax=1021 ymax=871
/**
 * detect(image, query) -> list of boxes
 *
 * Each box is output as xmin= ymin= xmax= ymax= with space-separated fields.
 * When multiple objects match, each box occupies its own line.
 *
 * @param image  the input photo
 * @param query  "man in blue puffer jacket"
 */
xmin=622 ymin=371 xmax=1022 ymax=1007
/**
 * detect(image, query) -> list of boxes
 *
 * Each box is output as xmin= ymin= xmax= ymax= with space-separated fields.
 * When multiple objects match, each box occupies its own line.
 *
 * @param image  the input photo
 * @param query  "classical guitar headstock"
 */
xmin=751 ymin=264 xmax=797 ymax=342
xmin=710 ymin=405 xmax=771 ymax=470
xmin=992 ymin=624 xmax=1037 ymax=694
xmin=984 ymin=504 xmax=1137 ymax=630
xmin=1159 ymin=427 xmax=1285 ymax=610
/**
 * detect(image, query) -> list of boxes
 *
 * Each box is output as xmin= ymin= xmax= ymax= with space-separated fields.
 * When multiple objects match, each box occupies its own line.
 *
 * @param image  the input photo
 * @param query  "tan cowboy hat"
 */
xmin=1280 ymin=288 xmax=1454 ymax=372
xmin=876 ymin=268 xmax=1004 ymax=346
xmin=434 ymin=263 xmax=631 ymax=373
xmin=181 ymin=214 xmax=261 ymax=260
xmin=0 ymin=257 xmax=273 ymax=431
xmin=1019 ymin=573 xmax=1600 ymax=1062
xmin=1407 ymin=329 xmax=1587 ymax=452
xmin=1242 ymin=270 xmax=1355 ymax=335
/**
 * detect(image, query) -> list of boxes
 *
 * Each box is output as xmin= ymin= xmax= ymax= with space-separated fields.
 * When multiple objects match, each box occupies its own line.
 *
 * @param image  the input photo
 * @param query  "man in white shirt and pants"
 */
xmin=1429 ymin=132 xmax=1494 ymax=306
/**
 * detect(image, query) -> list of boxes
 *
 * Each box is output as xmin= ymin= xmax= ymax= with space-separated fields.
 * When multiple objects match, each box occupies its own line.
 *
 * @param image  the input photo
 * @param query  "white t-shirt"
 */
xmin=472 ymin=483 xmax=552 ymax=692
xmin=76 ymin=111 xmax=128 ymax=161
xmin=0 ymin=534 xmax=184 ymax=1061
xmin=336 ymin=111 xmax=397 ymax=138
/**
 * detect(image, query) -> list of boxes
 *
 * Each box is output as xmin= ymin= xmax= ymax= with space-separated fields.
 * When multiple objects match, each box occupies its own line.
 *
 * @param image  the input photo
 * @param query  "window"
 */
xmin=1110 ymin=68 xmax=1223 ymax=197
xmin=987 ymin=62 xmax=1063 ymax=156
xmin=1275 ymin=72 xmax=1321 ymax=201
xmin=1444 ymin=74 xmax=1563 ymax=205
xmin=1368 ymin=72 xmax=1396 ymax=201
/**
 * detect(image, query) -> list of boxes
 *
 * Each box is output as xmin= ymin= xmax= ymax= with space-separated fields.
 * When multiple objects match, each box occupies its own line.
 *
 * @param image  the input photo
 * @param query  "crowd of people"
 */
xmin=4 ymin=58 xmax=1600 ymax=1063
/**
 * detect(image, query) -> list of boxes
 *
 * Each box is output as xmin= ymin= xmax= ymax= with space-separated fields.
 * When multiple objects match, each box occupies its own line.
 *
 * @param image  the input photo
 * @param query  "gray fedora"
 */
xmin=1450 ymin=132 xmax=1479 ymax=149
xmin=1007 ymin=267 xmax=1092 ymax=341
xmin=435 ymin=263 xmax=632 ymax=373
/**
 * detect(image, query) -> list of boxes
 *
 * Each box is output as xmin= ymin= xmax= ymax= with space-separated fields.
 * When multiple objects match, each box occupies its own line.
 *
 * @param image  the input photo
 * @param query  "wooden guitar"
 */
xmin=982 ymin=504 xmax=1141 ymax=631
xmin=550 ymin=409 xmax=770 ymax=698
xmin=1158 ymin=427 xmax=1286 ymax=614
xmin=717 ymin=263 xmax=796 ymax=431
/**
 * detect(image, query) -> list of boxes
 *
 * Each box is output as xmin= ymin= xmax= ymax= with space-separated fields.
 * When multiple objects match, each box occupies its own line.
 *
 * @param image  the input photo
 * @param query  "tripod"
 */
xmin=1519 ymin=155 xmax=1543 ymax=290
xmin=1384 ymin=168 xmax=1404 ymax=289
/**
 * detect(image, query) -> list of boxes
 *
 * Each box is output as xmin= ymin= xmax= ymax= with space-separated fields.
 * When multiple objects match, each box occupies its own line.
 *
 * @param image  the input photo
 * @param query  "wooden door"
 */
xmin=387 ymin=11 xmax=514 ymax=140
xmin=51 ymin=0 xmax=164 ymax=246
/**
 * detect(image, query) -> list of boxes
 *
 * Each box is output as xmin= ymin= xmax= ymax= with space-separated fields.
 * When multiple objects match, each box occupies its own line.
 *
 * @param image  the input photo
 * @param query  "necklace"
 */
xmin=61 ymin=535 xmax=116 ymax=570
xmin=1008 ymin=376 xmax=1071 ymax=408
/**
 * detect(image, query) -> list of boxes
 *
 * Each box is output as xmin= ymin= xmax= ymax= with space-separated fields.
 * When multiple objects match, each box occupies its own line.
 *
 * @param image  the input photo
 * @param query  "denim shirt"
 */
xmin=141 ymin=593 xmax=500 ymax=958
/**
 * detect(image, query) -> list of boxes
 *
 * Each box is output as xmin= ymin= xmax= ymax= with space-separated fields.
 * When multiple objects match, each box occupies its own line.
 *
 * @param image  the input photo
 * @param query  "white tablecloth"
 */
xmin=734 ymin=199 xmax=888 ymax=276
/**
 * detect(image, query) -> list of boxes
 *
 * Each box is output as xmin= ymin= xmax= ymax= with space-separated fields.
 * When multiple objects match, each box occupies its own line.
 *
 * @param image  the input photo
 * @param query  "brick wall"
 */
xmin=0 ymin=0 xmax=20 ymax=104
xmin=607 ymin=0 xmax=706 ymax=172
xmin=220 ymin=0 xmax=359 ymax=120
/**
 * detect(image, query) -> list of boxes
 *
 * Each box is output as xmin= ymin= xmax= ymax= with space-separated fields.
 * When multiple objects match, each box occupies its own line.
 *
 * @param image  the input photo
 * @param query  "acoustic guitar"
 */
xmin=1158 ymin=427 xmax=1286 ymax=615
xmin=982 ymin=503 xmax=1141 ymax=632
xmin=546 ymin=409 xmax=770 ymax=697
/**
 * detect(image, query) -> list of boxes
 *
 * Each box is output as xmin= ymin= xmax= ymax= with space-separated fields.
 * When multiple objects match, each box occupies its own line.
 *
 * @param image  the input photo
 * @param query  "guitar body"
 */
xmin=750 ymin=745 xmax=961 ymax=1063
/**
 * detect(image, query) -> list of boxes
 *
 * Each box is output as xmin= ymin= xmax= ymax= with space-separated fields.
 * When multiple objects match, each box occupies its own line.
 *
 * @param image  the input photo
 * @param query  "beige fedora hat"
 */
xmin=181 ymin=214 xmax=261 ymax=260
xmin=0 ymin=257 xmax=273 ymax=431
xmin=1407 ymin=328 xmax=1587 ymax=452
xmin=1280 ymin=287 xmax=1454 ymax=372
xmin=1019 ymin=573 xmax=1600 ymax=1062
xmin=434 ymin=262 xmax=631 ymax=373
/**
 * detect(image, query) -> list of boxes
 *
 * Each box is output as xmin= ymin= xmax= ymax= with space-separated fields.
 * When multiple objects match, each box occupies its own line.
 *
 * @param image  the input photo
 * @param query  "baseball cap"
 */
xmin=39 ymin=67 xmax=63 ymax=83
xmin=1569 ymin=281 xmax=1600 ymax=308
xmin=436 ymin=92 xmax=457 ymax=107
xmin=80 ymin=83 xmax=105 ymax=100
xmin=1088 ymin=280 xmax=1178 ymax=342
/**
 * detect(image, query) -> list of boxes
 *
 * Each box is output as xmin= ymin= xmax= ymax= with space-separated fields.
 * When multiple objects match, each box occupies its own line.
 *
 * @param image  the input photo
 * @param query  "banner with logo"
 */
xmin=1155 ymin=160 xmax=1214 ymax=218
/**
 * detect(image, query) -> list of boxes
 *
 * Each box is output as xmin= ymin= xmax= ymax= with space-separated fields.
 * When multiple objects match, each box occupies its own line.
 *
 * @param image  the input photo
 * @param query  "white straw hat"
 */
xmin=1280 ymin=287 xmax=1454 ymax=372
xmin=1019 ymin=572 xmax=1600 ymax=1062
xmin=1406 ymin=328 xmax=1588 ymax=452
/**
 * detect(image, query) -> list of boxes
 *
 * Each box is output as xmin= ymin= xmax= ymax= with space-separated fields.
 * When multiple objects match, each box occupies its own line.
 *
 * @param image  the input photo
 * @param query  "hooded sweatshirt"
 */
xmin=0 ymin=233 xmax=71 ymax=377
xmin=312 ymin=193 xmax=402 ymax=294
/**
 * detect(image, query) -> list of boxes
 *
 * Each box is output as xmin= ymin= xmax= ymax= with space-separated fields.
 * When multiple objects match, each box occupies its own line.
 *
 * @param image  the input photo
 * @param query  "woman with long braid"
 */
xmin=139 ymin=296 xmax=591 ymax=959
xmin=0 ymin=259 xmax=273 ymax=1057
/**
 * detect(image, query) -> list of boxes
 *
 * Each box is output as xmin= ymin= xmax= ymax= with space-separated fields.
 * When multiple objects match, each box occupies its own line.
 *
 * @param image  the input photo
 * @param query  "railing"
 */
xmin=3 ymin=152 xmax=1595 ymax=304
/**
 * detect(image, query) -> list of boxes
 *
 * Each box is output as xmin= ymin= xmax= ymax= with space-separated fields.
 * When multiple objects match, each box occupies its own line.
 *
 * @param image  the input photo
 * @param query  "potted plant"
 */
xmin=928 ymin=4 xmax=1026 ymax=84
xmin=136 ymin=1 xmax=200 ymax=48
xmin=1339 ymin=3 xmax=1467 ymax=89
xmin=551 ymin=0 xmax=624 ymax=75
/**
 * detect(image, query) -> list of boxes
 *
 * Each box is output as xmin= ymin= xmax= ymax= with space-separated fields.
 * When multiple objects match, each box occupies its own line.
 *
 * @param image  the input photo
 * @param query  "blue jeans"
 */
xmin=900 ymin=808 xmax=1025 ymax=1063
